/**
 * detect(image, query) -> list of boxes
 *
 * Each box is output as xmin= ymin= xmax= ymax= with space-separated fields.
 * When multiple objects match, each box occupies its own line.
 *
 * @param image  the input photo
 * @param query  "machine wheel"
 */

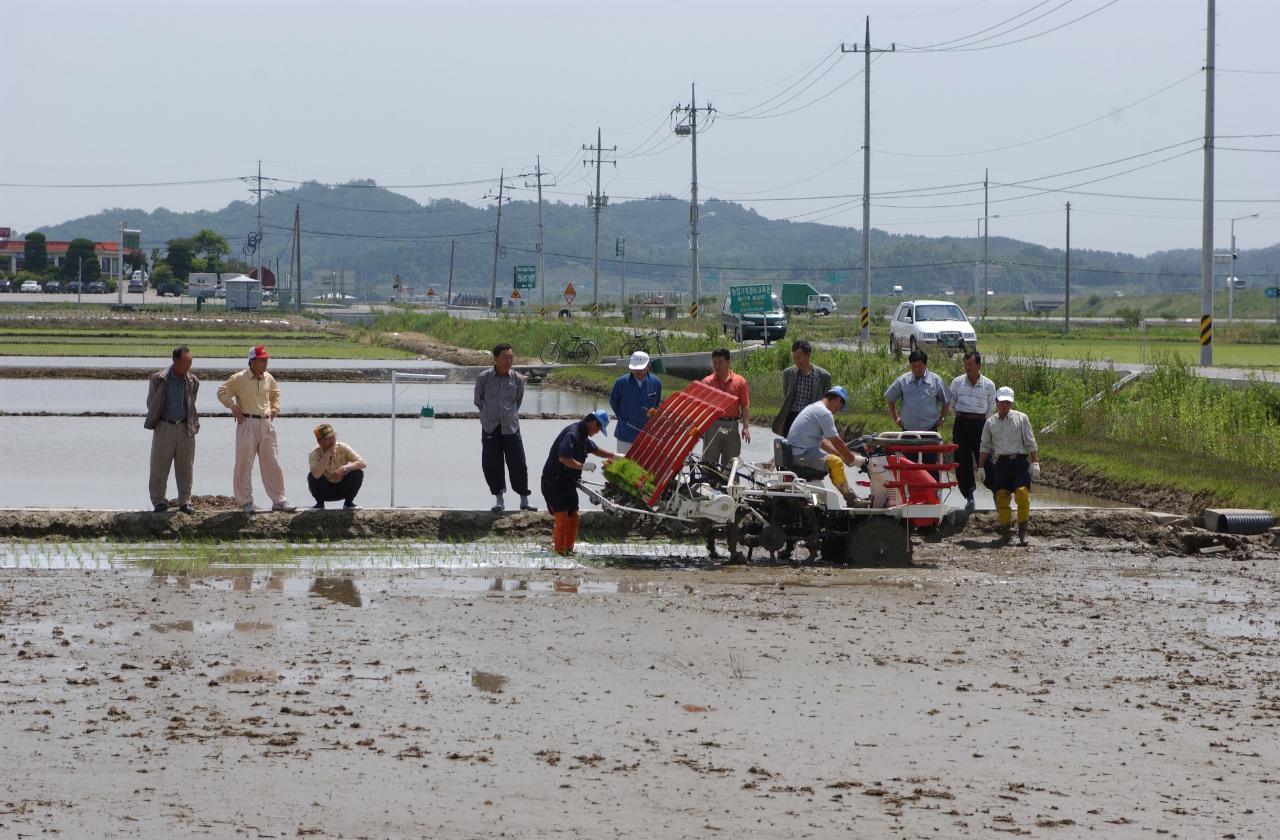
xmin=539 ymin=341 xmax=561 ymax=364
xmin=725 ymin=507 xmax=752 ymax=563
xmin=846 ymin=517 xmax=912 ymax=566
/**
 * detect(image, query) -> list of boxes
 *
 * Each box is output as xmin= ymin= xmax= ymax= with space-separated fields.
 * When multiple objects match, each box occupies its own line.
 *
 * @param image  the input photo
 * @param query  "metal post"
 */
xmin=117 ymin=221 xmax=124 ymax=305
xmin=256 ymin=160 xmax=263 ymax=303
xmin=1200 ymin=0 xmax=1216 ymax=365
xmin=1064 ymin=202 xmax=1071 ymax=334
xmin=389 ymin=371 xmax=446 ymax=507
xmin=1228 ymin=213 xmax=1259 ymax=324
xmin=618 ymin=237 xmax=627 ymax=316
xmin=77 ymin=257 xmax=83 ymax=307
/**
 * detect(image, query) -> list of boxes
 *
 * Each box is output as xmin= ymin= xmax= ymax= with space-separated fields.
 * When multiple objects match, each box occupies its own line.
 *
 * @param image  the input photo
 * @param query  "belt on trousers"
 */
xmin=243 ymin=413 xmax=267 ymax=419
xmin=955 ymin=412 xmax=987 ymax=420
xmin=993 ymin=453 xmax=1028 ymax=461
xmin=161 ymin=418 xmax=186 ymax=424
xmin=715 ymin=416 xmax=740 ymax=422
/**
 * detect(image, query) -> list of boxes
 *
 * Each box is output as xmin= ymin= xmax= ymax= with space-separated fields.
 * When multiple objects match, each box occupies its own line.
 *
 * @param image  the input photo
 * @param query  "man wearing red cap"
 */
xmin=216 ymin=345 xmax=296 ymax=512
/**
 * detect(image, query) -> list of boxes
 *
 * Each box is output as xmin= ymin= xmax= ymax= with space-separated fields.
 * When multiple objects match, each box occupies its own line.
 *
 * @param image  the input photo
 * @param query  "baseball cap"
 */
xmin=590 ymin=408 xmax=610 ymax=434
xmin=628 ymin=350 xmax=651 ymax=371
xmin=248 ymin=345 xmax=271 ymax=361
xmin=313 ymin=423 xmax=335 ymax=442
xmin=825 ymin=385 xmax=849 ymax=412
xmin=996 ymin=386 xmax=1015 ymax=403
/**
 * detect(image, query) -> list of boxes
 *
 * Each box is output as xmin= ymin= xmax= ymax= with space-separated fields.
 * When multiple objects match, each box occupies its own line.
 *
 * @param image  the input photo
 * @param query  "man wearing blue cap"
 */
xmin=541 ymin=409 xmax=618 ymax=555
xmin=785 ymin=387 xmax=865 ymax=505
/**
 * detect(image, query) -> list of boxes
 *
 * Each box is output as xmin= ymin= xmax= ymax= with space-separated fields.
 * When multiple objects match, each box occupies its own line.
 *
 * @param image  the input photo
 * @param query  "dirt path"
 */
xmin=2 ymin=534 xmax=1277 ymax=838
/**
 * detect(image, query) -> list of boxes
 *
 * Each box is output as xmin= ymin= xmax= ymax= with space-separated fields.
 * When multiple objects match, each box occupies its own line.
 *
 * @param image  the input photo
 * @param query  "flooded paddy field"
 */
xmin=2 ymin=534 xmax=1277 ymax=838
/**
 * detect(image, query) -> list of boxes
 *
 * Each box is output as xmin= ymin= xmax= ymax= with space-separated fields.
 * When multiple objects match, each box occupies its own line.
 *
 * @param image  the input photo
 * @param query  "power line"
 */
xmin=0 ymin=176 xmax=242 ymax=188
xmin=899 ymin=0 xmax=1065 ymax=50
xmin=899 ymin=0 xmax=1122 ymax=53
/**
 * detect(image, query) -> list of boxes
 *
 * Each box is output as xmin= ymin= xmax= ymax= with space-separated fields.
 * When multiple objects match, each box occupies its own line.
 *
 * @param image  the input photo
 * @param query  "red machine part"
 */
xmin=884 ymin=443 xmax=959 ymax=525
xmin=622 ymin=380 xmax=740 ymax=508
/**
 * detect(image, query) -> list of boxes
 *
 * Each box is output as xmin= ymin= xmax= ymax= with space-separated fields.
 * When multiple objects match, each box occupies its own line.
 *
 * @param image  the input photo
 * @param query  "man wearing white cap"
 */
xmin=216 ymin=345 xmax=296 ymax=513
xmin=608 ymin=350 xmax=662 ymax=454
xmin=978 ymin=386 xmax=1040 ymax=545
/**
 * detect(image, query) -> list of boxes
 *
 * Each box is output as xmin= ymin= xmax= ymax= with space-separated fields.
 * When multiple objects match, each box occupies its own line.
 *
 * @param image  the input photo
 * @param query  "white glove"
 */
xmin=581 ymin=460 xmax=598 ymax=473
xmin=975 ymin=466 xmax=985 ymax=483
xmin=1031 ymin=462 xmax=1041 ymax=480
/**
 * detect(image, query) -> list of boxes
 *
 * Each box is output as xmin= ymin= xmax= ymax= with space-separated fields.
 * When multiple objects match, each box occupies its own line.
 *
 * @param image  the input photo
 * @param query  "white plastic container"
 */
xmin=419 ymin=406 xmax=435 ymax=429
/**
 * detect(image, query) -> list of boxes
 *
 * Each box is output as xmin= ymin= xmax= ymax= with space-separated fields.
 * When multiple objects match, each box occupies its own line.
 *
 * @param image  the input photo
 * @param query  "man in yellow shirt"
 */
xmin=216 ymin=345 xmax=296 ymax=513
xmin=307 ymin=423 xmax=367 ymax=509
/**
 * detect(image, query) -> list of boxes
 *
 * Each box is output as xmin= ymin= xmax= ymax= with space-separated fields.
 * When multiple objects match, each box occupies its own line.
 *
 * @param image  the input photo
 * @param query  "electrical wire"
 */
xmin=0 ymin=176 xmax=243 ymax=188
xmin=873 ymin=69 xmax=1201 ymax=158
xmin=900 ymin=0 xmax=1120 ymax=53
xmin=899 ymin=0 xmax=1067 ymax=50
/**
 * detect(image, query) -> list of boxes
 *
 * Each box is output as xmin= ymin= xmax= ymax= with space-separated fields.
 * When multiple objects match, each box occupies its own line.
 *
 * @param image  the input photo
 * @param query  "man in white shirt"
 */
xmin=978 ymin=387 xmax=1041 ymax=546
xmin=786 ymin=386 xmax=866 ymax=505
xmin=949 ymin=350 xmax=997 ymax=511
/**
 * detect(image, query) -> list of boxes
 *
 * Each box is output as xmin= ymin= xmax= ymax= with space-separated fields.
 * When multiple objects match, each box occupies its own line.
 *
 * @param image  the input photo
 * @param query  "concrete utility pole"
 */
xmin=1064 ymin=202 xmax=1071 ymax=334
xmin=617 ymin=237 xmax=627 ymax=314
xmin=1229 ymin=212 xmax=1259 ymax=324
xmin=583 ymin=128 xmax=616 ymax=318
xmin=1200 ymin=0 xmax=1216 ymax=365
xmin=255 ymin=160 xmax=264 ymax=296
xmin=117 ymin=221 xmax=124 ymax=305
xmin=982 ymin=170 xmax=990 ymax=320
xmin=843 ymin=18 xmax=895 ymax=344
xmin=673 ymin=84 xmax=714 ymax=321
xmin=446 ymin=239 xmax=455 ymax=307
xmin=521 ymin=157 xmax=553 ymax=316
xmin=293 ymin=204 xmax=302 ymax=313
xmin=490 ymin=169 xmax=506 ymax=312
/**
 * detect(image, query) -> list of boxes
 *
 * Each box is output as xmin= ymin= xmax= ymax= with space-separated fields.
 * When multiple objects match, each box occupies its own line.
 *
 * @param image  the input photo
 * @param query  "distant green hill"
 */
xmin=35 ymin=181 xmax=1280 ymax=300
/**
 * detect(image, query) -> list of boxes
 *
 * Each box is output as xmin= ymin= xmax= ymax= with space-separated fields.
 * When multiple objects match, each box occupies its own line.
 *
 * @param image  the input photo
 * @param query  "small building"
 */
xmin=1 ymin=239 xmax=124 ymax=275
xmin=224 ymin=276 xmax=262 ymax=310
xmin=1022 ymin=294 xmax=1065 ymax=313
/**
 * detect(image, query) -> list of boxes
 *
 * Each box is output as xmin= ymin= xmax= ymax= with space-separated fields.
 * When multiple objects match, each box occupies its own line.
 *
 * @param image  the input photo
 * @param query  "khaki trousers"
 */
xmin=234 ymin=417 xmax=288 ymax=506
xmin=149 ymin=422 xmax=196 ymax=506
xmin=701 ymin=418 xmax=742 ymax=471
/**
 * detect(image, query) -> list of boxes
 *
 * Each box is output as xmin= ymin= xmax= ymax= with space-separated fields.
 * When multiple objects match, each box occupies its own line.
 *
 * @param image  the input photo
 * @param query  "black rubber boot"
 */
xmin=1018 ymin=522 xmax=1029 ymax=546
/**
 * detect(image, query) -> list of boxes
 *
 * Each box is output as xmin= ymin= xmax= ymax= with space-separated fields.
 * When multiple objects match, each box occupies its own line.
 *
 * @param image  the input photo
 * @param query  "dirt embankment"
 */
xmin=1038 ymin=460 xmax=1226 ymax=516
xmin=0 ymin=507 xmax=1273 ymax=558
xmin=371 ymin=332 xmax=494 ymax=366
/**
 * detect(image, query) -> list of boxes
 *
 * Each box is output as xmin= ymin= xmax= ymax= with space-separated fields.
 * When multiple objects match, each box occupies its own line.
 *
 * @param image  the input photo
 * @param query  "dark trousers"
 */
xmin=307 ymin=469 xmax=364 ymax=506
xmin=952 ymin=415 xmax=986 ymax=499
xmin=781 ymin=410 xmax=801 ymax=437
xmin=481 ymin=427 xmax=530 ymax=496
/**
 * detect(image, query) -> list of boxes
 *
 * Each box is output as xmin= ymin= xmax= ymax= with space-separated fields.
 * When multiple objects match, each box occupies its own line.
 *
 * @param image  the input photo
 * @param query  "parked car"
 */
xmin=154 ymin=281 xmax=184 ymax=297
xmin=888 ymin=299 xmax=977 ymax=357
xmin=43 ymin=280 xmax=64 ymax=294
xmin=721 ymin=292 xmax=788 ymax=342
xmin=127 ymin=277 xmax=146 ymax=294
xmin=65 ymin=280 xmax=82 ymax=294
xmin=20 ymin=279 xmax=41 ymax=293
xmin=0 ymin=279 xmax=11 ymax=293
xmin=86 ymin=280 xmax=109 ymax=294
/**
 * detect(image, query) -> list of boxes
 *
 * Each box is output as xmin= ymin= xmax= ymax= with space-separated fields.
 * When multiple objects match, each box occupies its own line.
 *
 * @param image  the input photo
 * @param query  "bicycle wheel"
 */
xmin=539 ymin=340 xmax=562 ymax=364
xmin=620 ymin=339 xmax=642 ymax=357
xmin=581 ymin=341 xmax=600 ymax=365
xmin=653 ymin=335 xmax=667 ymax=356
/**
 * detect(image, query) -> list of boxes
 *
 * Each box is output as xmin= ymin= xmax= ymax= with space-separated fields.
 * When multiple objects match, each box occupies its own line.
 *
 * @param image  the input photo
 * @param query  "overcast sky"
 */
xmin=4 ymin=0 xmax=1277 ymax=256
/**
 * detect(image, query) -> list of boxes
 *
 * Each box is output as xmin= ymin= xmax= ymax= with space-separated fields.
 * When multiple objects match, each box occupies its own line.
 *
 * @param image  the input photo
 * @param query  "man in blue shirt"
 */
xmin=884 ymin=349 xmax=952 ymax=464
xmin=541 ymin=409 xmax=618 ymax=556
xmin=786 ymin=386 xmax=865 ymax=505
xmin=609 ymin=351 xmax=663 ymax=454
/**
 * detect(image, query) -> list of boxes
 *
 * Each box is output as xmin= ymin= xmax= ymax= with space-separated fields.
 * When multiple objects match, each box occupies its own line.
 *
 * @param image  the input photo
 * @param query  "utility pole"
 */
xmin=1229 ymin=213 xmax=1259 ymax=324
xmin=673 ymin=84 xmax=714 ymax=322
xmin=617 ymin=237 xmax=627 ymax=316
xmin=1064 ymin=202 xmax=1071 ymax=334
xmin=982 ymin=170 xmax=990 ymax=320
xmin=293 ymin=204 xmax=302 ymax=313
xmin=489 ymin=169 xmax=507 ymax=313
xmin=521 ymin=157 xmax=553 ymax=316
xmin=446 ymin=239 xmax=455 ymax=306
xmin=1200 ymin=0 xmax=1216 ymax=365
xmin=584 ymin=128 xmax=616 ymax=318
xmin=255 ymin=160 xmax=264 ymax=296
xmin=843 ymin=19 xmax=895 ymax=344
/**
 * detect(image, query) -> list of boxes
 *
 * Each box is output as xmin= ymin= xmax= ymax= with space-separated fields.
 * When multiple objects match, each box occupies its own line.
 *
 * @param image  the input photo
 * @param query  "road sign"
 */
xmin=1266 ymin=287 xmax=1279 ymax=299
xmin=513 ymin=265 xmax=536 ymax=290
xmin=729 ymin=283 xmax=771 ymax=314
xmin=564 ymin=283 xmax=576 ymax=305
xmin=510 ymin=288 xmax=521 ymax=300
xmin=826 ymin=272 xmax=848 ymax=285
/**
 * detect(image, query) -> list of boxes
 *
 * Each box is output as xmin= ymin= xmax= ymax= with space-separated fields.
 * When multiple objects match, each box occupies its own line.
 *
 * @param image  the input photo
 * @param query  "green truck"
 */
xmin=781 ymin=282 xmax=837 ymax=315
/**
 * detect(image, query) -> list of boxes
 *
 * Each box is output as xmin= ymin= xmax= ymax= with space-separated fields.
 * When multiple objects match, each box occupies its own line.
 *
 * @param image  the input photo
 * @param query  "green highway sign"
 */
xmin=513 ymin=265 xmax=537 ymax=290
xmin=730 ymin=283 xmax=772 ymax=314
xmin=826 ymin=272 xmax=848 ymax=285
xmin=1266 ymin=287 xmax=1279 ymax=299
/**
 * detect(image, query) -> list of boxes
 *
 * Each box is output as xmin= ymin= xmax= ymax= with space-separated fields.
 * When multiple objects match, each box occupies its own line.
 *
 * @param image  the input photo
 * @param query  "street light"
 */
xmin=1228 ymin=213 xmax=1259 ymax=324
xmin=978 ymin=215 xmax=1000 ymax=317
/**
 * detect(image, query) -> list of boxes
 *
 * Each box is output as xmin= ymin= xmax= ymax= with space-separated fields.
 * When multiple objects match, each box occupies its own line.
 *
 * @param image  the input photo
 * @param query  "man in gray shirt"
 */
xmin=884 ymin=349 xmax=952 ymax=463
xmin=144 ymin=345 xmax=200 ymax=513
xmin=473 ymin=343 xmax=535 ymax=512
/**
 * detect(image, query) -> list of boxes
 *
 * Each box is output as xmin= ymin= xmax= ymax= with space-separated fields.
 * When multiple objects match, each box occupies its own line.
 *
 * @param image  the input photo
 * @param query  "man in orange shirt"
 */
xmin=701 ymin=347 xmax=751 ymax=473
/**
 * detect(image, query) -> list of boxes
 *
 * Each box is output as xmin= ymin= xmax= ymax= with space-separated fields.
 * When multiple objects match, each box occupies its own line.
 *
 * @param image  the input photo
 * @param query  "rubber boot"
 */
xmin=1018 ymin=521 xmax=1028 ymax=546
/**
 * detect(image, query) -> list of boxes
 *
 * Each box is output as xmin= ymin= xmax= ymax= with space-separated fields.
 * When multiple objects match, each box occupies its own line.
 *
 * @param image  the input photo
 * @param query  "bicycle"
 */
xmin=619 ymin=328 xmax=668 ymax=358
xmin=540 ymin=333 xmax=600 ymax=365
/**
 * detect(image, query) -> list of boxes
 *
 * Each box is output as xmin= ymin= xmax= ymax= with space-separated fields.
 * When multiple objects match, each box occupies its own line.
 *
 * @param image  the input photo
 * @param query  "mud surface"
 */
xmin=2 ymin=535 xmax=1278 ymax=838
